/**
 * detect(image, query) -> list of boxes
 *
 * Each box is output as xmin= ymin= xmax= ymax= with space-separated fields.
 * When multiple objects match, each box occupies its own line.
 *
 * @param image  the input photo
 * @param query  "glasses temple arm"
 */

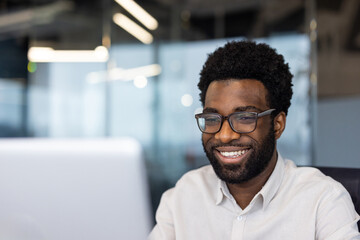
xmin=258 ymin=109 xmax=276 ymax=117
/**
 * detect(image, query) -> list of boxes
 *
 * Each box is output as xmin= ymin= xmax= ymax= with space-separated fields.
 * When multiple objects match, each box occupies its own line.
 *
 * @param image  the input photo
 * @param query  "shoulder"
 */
xmin=283 ymin=159 xmax=349 ymax=197
xmin=279 ymin=159 xmax=357 ymax=226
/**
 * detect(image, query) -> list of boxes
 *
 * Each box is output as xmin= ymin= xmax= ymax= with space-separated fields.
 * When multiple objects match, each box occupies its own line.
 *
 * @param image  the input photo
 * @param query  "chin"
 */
xmin=210 ymin=151 xmax=261 ymax=184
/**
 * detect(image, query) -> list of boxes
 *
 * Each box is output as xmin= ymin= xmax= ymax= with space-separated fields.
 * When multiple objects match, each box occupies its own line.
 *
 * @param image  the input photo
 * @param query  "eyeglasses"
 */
xmin=195 ymin=109 xmax=275 ymax=134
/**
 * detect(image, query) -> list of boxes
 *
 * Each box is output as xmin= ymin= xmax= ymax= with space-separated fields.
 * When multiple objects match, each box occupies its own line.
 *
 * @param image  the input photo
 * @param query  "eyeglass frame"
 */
xmin=195 ymin=109 xmax=276 ymax=134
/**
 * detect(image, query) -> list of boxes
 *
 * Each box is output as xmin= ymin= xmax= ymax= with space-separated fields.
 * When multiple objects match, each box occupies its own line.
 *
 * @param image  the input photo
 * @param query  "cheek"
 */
xmin=254 ymin=118 xmax=272 ymax=134
xmin=251 ymin=122 xmax=274 ymax=143
xmin=248 ymin=131 xmax=263 ymax=143
xmin=243 ymin=125 xmax=269 ymax=145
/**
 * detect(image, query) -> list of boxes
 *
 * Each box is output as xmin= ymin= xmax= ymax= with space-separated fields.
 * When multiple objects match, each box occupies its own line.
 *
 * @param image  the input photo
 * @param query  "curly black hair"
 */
xmin=198 ymin=40 xmax=293 ymax=115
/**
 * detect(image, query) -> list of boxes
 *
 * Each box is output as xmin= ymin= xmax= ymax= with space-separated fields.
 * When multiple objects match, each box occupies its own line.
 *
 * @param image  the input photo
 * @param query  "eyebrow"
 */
xmin=202 ymin=107 xmax=218 ymax=113
xmin=234 ymin=106 xmax=262 ymax=112
xmin=203 ymin=106 xmax=262 ymax=113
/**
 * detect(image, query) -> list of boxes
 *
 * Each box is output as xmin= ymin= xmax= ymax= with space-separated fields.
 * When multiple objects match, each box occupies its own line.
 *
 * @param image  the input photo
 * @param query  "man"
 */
xmin=149 ymin=40 xmax=360 ymax=239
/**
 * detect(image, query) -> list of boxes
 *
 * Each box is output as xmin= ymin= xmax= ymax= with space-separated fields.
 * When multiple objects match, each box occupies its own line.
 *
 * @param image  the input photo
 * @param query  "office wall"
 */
xmin=315 ymin=96 xmax=360 ymax=168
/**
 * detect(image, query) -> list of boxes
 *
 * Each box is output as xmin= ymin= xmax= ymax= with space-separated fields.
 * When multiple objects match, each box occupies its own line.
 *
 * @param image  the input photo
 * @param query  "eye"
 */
xmin=233 ymin=113 xmax=256 ymax=124
xmin=205 ymin=116 xmax=220 ymax=125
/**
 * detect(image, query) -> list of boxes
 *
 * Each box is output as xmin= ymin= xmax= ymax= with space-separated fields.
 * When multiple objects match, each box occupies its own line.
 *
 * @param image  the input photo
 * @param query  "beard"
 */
xmin=202 ymin=124 xmax=275 ymax=184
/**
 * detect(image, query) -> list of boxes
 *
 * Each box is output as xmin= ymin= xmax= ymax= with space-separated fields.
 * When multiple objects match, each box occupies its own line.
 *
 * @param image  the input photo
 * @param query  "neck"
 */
xmin=227 ymin=150 xmax=278 ymax=209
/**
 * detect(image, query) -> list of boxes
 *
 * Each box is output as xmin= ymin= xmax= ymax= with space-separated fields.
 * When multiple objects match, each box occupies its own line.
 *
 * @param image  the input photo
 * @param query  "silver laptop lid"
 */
xmin=0 ymin=138 xmax=152 ymax=240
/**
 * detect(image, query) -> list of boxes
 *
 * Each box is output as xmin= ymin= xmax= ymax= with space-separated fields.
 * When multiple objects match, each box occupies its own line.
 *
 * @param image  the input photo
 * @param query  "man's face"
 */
xmin=201 ymin=79 xmax=277 ymax=184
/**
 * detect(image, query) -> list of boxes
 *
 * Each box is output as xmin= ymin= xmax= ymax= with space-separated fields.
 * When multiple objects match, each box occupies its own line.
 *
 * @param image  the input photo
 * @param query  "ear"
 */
xmin=273 ymin=111 xmax=286 ymax=140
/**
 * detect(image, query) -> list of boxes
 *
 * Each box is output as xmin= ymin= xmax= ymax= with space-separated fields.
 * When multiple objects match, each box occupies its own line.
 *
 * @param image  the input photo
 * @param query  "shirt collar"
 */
xmin=214 ymin=152 xmax=285 ymax=209
xmin=259 ymin=152 xmax=285 ymax=210
xmin=216 ymin=178 xmax=224 ymax=205
xmin=216 ymin=179 xmax=231 ymax=205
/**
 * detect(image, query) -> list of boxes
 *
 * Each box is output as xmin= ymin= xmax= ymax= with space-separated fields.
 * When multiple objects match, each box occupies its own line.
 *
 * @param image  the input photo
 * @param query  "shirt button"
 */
xmin=237 ymin=215 xmax=243 ymax=221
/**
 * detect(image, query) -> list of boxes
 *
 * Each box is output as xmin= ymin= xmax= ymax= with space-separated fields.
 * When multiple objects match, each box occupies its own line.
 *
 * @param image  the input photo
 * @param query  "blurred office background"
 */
xmin=0 ymin=0 xmax=359 ymax=220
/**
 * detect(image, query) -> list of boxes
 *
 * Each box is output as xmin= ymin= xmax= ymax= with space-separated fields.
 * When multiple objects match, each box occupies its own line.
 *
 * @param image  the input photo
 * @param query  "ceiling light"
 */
xmin=181 ymin=94 xmax=193 ymax=107
xmin=114 ymin=0 xmax=158 ymax=30
xmin=113 ymin=13 xmax=153 ymax=44
xmin=87 ymin=64 xmax=161 ymax=84
xmin=114 ymin=64 xmax=161 ymax=81
xmin=133 ymin=76 xmax=148 ymax=88
xmin=28 ymin=46 xmax=109 ymax=62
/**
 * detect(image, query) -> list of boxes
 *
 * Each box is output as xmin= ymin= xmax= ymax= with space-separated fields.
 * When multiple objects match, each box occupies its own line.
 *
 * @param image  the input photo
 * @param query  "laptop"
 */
xmin=0 ymin=138 xmax=152 ymax=240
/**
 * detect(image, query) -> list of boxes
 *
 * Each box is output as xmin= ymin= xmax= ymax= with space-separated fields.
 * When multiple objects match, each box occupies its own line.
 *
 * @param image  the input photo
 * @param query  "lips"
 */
xmin=214 ymin=146 xmax=251 ymax=164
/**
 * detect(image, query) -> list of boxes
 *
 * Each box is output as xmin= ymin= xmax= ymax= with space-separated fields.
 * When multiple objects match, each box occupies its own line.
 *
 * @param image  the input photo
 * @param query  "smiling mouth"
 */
xmin=214 ymin=147 xmax=251 ymax=164
xmin=219 ymin=149 xmax=249 ymax=158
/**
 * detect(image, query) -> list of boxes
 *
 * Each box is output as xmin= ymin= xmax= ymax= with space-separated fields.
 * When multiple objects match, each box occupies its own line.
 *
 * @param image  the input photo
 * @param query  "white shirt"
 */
xmin=149 ymin=154 xmax=360 ymax=240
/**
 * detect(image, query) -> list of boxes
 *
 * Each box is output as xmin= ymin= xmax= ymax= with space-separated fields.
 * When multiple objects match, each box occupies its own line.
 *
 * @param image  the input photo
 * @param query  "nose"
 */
xmin=214 ymin=120 xmax=241 ymax=143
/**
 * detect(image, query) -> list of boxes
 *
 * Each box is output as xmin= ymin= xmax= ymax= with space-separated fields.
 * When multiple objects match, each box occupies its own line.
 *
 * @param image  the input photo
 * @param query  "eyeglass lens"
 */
xmin=230 ymin=112 xmax=257 ymax=133
xmin=197 ymin=112 xmax=257 ymax=133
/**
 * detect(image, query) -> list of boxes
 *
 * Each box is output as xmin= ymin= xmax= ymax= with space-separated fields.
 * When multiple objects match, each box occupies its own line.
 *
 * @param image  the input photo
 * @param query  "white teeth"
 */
xmin=220 ymin=150 xmax=247 ymax=157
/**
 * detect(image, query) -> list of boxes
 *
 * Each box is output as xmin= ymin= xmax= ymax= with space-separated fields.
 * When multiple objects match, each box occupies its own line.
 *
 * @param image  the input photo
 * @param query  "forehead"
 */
xmin=204 ymin=79 xmax=269 ymax=112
